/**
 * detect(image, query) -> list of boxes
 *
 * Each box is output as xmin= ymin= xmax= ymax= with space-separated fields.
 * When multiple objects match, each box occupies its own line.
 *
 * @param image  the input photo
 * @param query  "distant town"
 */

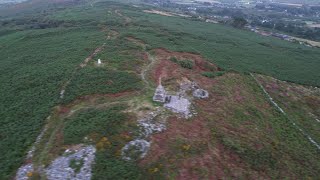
xmin=144 ymin=0 xmax=320 ymax=47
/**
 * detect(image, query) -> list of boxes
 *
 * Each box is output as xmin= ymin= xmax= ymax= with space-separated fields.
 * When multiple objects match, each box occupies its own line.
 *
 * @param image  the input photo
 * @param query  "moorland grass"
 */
xmin=0 ymin=27 xmax=104 ymax=178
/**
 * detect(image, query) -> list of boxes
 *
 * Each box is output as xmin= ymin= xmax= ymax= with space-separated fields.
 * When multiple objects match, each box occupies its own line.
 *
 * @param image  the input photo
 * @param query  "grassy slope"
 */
xmin=0 ymin=0 xmax=319 ymax=178
xmin=62 ymin=67 xmax=142 ymax=104
xmin=49 ymin=1 xmax=320 ymax=87
xmin=142 ymin=73 xmax=320 ymax=178
xmin=63 ymin=106 xmax=145 ymax=179
xmin=209 ymin=74 xmax=320 ymax=178
xmin=0 ymin=27 xmax=105 ymax=178
xmin=30 ymin=36 xmax=146 ymax=178
xmin=256 ymin=75 xmax=320 ymax=144
xmin=119 ymin=8 xmax=320 ymax=87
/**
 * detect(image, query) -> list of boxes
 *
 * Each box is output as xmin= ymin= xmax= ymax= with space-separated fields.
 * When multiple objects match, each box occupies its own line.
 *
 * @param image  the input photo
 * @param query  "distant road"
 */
xmin=0 ymin=0 xmax=27 ymax=5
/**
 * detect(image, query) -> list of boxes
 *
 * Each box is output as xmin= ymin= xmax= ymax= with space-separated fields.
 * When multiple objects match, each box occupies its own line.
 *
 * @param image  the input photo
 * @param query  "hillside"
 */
xmin=0 ymin=0 xmax=319 ymax=179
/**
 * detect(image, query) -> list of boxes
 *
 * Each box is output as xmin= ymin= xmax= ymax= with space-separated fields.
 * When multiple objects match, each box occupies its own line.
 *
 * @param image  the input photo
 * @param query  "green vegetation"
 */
xmin=120 ymin=8 xmax=320 ymax=86
xmin=143 ymin=73 xmax=319 ymax=178
xmin=221 ymin=136 xmax=277 ymax=170
xmin=169 ymin=57 xmax=194 ymax=69
xmin=63 ymin=106 xmax=128 ymax=144
xmin=94 ymin=38 xmax=145 ymax=72
xmin=0 ymin=0 xmax=320 ymax=179
xmin=169 ymin=56 xmax=178 ymax=63
xmin=178 ymin=60 xmax=194 ymax=69
xmin=69 ymin=159 xmax=84 ymax=173
xmin=201 ymin=71 xmax=226 ymax=78
xmin=256 ymin=75 xmax=320 ymax=144
xmin=232 ymin=17 xmax=247 ymax=29
xmin=208 ymin=74 xmax=320 ymax=178
xmin=63 ymin=105 xmax=144 ymax=179
xmin=62 ymin=67 xmax=142 ymax=104
xmin=93 ymin=152 xmax=143 ymax=180
xmin=0 ymin=27 xmax=104 ymax=178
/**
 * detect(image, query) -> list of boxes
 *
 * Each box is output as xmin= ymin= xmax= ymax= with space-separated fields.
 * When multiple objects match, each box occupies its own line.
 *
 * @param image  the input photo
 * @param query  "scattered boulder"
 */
xmin=16 ymin=163 xmax=34 ymax=180
xmin=193 ymin=89 xmax=209 ymax=99
xmin=121 ymin=139 xmax=151 ymax=161
xmin=122 ymin=110 xmax=166 ymax=161
xmin=45 ymin=145 xmax=96 ymax=180
xmin=138 ymin=111 xmax=166 ymax=137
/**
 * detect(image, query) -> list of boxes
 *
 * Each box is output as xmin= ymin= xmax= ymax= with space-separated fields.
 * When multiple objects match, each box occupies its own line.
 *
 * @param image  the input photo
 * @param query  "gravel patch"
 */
xmin=16 ymin=163 xmax=33 ymax=180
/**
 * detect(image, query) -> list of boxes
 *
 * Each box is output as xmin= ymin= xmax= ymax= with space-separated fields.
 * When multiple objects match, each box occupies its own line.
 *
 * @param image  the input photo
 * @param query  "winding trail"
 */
xmin=141 ymin=52 xmax=156 ymax=88
xmin=17 ymin=34 xmax=158 ymax=179
xmin=126 ymin=37 xmax=157 ymax=89
xmin=60 ymin=44 xmax=105 ymax=99
xmin=251 ymin=73 xmax=320 ymax=151
xmin=115 ymin=10 xmax=132 ymax=25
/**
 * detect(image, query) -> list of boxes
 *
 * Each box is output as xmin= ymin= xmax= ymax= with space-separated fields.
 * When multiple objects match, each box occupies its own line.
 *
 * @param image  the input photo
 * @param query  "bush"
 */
xmin=214 ymin=71 xmax=225 ymax=77
xmin=201 ymin=71 xmax=225 ymax=78
xmin=201 ymin=72 xmax=215 ymax=78
xmin=169 ymin=56 xmax=178 ymax=63
xmin=178 ymin=60 xmax=193 ymax=69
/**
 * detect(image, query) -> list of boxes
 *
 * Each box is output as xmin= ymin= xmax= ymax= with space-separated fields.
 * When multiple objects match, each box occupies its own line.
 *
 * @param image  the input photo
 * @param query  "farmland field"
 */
xmin=0 ymin=0 xmax=319 ymax=179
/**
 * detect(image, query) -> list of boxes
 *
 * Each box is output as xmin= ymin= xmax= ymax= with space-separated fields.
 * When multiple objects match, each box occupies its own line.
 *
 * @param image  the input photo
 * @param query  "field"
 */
xmin=0 ymin=0 xmax=319 ymax=179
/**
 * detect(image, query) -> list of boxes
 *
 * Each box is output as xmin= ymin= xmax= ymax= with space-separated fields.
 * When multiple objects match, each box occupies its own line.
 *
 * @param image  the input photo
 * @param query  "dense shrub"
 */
xmin=62 ymin=67 xmax=142 ymax=104
xmin=201 ymin=71 xmax=225 ymax=78
xmin=169 ymin=56 xmax=178 ymax=63
xmin=201 ymin=71 xmax=215 ymax=78
xmin=63 ymin=106 xmax=127 ymax=144
xmin=0 ymin=27 xmax=104 ymax=178
xmin=178 ymin=60 xmax=193 ymax=69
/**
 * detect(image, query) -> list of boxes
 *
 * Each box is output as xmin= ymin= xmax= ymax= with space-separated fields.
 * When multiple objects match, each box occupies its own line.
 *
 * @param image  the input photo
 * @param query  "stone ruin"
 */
xmin=164 ymin=95 xmax=191 ymax=118
xmin=153 ymin=78 xmax=167 ymax=103
xmin=152 ymin=77 xmax=209 ymax=118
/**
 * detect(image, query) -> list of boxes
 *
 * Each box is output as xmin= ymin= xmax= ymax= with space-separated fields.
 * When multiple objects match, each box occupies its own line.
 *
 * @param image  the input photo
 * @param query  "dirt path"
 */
xmin=115 ymin=10 xmax=131 ymax=25
xmin=17 ymin=33 xmax=159 ymax=178
xmin=60 ymin=44 xmax=105 ymax=99
xmin=126 ymin=37 xmax=157 ymax=88
xmin=141 ymin=52 xmax=157 ymax=88
xmin=79 ymin=44 xmax=105 ymax=68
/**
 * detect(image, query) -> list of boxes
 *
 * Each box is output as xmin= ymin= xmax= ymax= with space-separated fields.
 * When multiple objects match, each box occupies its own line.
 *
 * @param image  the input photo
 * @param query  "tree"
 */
xmin=232 ymin=17 xmax=247 ymax=29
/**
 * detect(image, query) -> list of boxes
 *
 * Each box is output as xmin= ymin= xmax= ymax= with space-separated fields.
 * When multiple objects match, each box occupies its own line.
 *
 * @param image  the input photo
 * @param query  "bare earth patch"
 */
xmin=151 ymin=48 xmax=218 ymax=86
xmin=143 ymin=9 xmax=191 ymax=18
xmin=143 ymin=10 xmax=175 ymax=17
